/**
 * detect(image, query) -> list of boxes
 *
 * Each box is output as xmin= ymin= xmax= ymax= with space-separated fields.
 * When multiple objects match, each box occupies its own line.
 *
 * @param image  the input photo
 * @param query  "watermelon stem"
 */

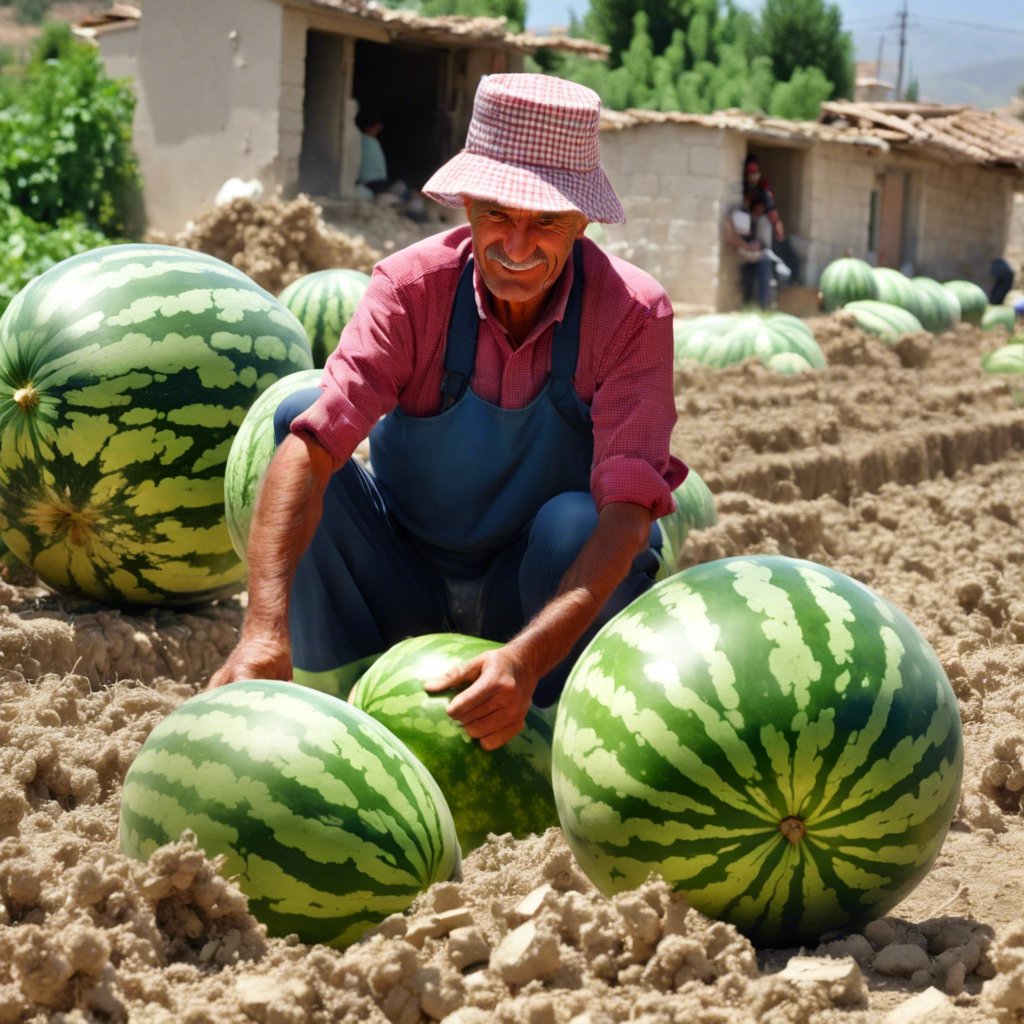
xmin=13 ymin=385 xmax=39 ymax=411
xmin=779 ymin=816 xmax=806 ymax=845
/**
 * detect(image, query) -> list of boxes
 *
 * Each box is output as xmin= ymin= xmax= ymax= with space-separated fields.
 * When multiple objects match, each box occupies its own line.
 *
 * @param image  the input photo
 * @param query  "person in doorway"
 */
xmin=209 ymin=74 xmax=686 ymax=751
xmin=355 ymin=109 xmax=396 ymax=197
xmin=743 ymin=154 xmax=785 ymax=243
xmin=725 ymin=193 xmax=774 ymax=308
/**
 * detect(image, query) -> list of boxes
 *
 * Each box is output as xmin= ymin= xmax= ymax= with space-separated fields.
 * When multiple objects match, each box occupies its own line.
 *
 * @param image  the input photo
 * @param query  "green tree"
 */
xmin=904 ymin=76 xmax=920 ymax=102
xmin=759 ymin=0 xmax=853 ymax=99
xmin=0 ymin=23 xmax=140 ymax=233
xmin=768 ymin=66 xmax=833 ymax=120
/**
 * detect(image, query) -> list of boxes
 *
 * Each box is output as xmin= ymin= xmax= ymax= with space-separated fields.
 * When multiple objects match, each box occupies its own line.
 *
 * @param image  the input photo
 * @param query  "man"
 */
xmin=210 ymin=74 xmax=686 ymax=749
xmin=725 ymin=192 xmax=774 ymax=309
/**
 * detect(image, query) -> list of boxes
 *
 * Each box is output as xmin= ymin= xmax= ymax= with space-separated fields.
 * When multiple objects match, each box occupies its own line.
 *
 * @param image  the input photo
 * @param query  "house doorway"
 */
xmin=299 ymin=31 xmax=349 ymax=196
xmin=870 ymin=171 xmax=907 ymax=268
xmin=352 ymin=40 xmax=449 ymax=193
xmin=745 ymin=145 xmax=808 ymax=283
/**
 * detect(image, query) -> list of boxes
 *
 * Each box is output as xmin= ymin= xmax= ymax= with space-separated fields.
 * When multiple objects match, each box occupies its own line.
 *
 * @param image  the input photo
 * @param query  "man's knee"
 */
xmin=529 ymin=492 xmax=597 ymax=569
xmin=273 ymin=387 xmax=323 ymax=445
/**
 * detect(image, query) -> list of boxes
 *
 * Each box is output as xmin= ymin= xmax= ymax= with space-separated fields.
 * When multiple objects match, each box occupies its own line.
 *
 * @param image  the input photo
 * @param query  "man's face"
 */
xmin=744 ymin=163 xmax=761 ymax=187
xmin=463 ymin=198 xmax=587 ymax=306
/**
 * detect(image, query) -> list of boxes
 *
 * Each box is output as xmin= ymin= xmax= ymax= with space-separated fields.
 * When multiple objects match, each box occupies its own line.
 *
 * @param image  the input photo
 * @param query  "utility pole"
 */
xmin=895 ymin=0 xmax=909 ymax=101
xmin=876 ymin=35 xmax=885 ymax=85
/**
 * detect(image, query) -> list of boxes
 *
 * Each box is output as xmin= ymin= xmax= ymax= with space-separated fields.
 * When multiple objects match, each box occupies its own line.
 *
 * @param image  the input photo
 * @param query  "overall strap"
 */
xmin=548 ymin=241 xmax=589 ymax=429
xmin=440 ymin=256 xmax=479 ymax=410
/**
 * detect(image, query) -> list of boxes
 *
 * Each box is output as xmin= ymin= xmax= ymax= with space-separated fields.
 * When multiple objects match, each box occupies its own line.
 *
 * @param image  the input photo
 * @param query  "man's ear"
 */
xmin=576 ymin=216 xmax=589 ymax=240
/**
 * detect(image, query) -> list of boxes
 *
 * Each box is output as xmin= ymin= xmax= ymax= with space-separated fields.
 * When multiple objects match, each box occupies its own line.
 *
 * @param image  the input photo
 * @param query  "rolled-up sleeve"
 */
xmin=290 ymin=268 xmax=413 ymax=461
xmin=589 ymin=306 xmax=687 ymax=520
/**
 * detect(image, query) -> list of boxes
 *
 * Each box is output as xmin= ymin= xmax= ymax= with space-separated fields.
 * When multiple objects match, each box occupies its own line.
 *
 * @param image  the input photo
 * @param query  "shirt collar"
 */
xmin=471 ymin=247 xmax=576 ymax=347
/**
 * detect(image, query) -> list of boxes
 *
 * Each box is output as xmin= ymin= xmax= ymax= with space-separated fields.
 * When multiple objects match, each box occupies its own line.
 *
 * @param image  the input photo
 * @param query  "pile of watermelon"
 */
xmin=818 ymin=256 xmax=996 ymax=342
xmin=673 ymin=313 xmax=826 ymax=374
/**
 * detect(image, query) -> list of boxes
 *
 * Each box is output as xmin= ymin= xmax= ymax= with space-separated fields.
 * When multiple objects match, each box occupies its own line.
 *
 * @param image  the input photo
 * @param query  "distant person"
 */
xmin=989 ymin=258 xmax=1015 ymax=305
xmin=725 ymin=193 xmax=774 ymax=309
xmin=355 ymin=109 xmax=394 ymax=197
xmin=743 ymin=154 xmax=784 ymax=242
xmin=743 ymin=154 xmax=800 ymax=283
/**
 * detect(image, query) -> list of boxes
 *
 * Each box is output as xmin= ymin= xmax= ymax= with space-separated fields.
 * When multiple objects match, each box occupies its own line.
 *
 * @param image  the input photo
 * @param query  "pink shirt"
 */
xmin=292 ymin=226 xmax=687 ymax=518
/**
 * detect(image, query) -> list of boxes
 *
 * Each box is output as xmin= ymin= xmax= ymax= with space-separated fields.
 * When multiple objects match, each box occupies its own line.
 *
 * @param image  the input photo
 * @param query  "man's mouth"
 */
xmin=486 ymin=245 xmax=545 ymax=272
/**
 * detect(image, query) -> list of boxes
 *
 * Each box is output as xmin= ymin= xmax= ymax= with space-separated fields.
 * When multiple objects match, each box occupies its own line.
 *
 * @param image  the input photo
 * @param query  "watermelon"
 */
xmin=350 ymin=633 xmax=558 ymax=854
xmin=871 ymin=268 xmax=925 ymax=323
xmin=982 ymin=305 xmax=1017 ymax=332
xmin=278 ymin=269 xmax=371 ymax=367
xmin=818 ymin=258 xmax=877 ymax=311
xmin=657 ymin=468 xmax=717 ymax=575
xmin=224 ymin=368 xmax=323 ymax=559
xmin=943 ymin=280 xmax=987 ymax=325
xmin=911 ymin=277 xmax=959 ymax=333
xmin=552 ymin=555 xmax=963 ymax=948
xmin=673 ymin=314 xmax=825 ymax=372
xmin=843 ymin=300 xmax=924 ymax=343
xmin=0 ymin=244 xmax=313 ymax=606
xmin=764 ymin=352 xmax=814 ymax=375
xmin=120 ymin=679 xmax=459 ymax=948
xmin=981 ymin=344 xmax=1024 ymax=405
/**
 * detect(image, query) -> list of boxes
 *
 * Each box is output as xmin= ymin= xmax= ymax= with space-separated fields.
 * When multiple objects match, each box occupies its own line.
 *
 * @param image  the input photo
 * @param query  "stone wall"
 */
xmin=599 ymin=122 xmax=742 ymax=312
xmin=912 ymin=163 xmax=1017 ymax=283
xmin=802 ymin=142 xmax=878 ymax=284
xmin=125 ymin=0 xmax=285 ymax=233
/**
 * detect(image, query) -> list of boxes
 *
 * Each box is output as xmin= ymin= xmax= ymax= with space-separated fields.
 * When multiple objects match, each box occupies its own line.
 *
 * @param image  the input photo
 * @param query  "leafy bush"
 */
xmin=0 ymin=201 xmax=114 ymax=319
xmin=0 ymin=24 xmax=140 ymax=234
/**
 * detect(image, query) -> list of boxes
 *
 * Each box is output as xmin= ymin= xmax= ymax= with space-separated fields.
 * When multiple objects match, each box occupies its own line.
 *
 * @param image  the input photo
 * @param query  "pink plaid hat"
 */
xmin=421 ymin=73 xmax=626 ymax=224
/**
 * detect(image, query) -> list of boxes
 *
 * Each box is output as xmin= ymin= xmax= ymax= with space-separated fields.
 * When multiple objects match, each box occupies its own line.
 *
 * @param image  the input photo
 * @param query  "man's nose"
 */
xmin=503 ymin=222 xmax=534 ymax=262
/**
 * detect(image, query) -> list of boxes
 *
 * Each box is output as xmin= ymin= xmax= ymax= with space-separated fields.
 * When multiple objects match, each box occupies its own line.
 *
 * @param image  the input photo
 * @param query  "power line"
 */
xmin=911 ymin=14 xmax=1024 ymax=37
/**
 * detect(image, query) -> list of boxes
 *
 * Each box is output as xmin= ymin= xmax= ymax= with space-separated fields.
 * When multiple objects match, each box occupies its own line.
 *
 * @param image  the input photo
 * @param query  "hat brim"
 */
xmin=421 ymin=151 xmax=626 ymax=225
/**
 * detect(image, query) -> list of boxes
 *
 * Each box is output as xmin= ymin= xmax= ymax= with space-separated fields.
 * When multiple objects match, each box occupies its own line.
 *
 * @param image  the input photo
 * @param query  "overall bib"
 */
xmin=276 ymin=243 xmax=663 ymax=702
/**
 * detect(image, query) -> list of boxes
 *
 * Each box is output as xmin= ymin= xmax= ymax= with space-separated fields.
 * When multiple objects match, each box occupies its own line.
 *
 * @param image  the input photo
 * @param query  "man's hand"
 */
xmin=425 ymin=647 xmax=536 ymax=750
xmin=207 ymin=634 xmax=291 ymax=690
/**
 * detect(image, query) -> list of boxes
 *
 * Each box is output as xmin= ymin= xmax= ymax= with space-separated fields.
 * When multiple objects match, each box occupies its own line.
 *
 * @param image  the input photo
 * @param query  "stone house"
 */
xmin=74 ymin=0 xmax=603 ymax=233
xmin=75 ymin=8 xmax=1024 ymax=312
xmin=598 ymin=101 xmax=1024 ymax=311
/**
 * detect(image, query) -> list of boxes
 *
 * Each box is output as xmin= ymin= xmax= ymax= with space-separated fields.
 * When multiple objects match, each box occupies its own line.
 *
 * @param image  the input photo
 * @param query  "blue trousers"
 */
xmin=274 ymin=389 xmax=663 ymax=705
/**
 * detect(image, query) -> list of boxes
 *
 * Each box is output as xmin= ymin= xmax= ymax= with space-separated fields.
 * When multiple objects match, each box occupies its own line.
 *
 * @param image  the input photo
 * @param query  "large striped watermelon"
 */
xmin=0 ymin=244 xmax=313 ymax=606
xmin=981 ymin=344 xmax=1024 ymax=405
xmin=943 ymin=280 xmax=987 ymax=325
xmin=278 ymin=269 xmax=371 ymax=368
xmin=911 ymin=277 xmax=959 ymax=333
xmin=656 ymin=468 xmax=717 ymax=576
xmin=552 ymin=555 xmax=963 ymax=948
xmin=350 ymin=633 xmax=558 ymax=854
xmin=224 ymin=368 xmax=323 ymax=558
xmin=818 ymin=257 xmax=877 ymax=311
xmin=120 ymin=679 xmax=459 ymax=948
xmin=871 ymin=268 xmax=925 ymax=323
xmin=674 ymin=314 xmax=825 ymax=372
xmin=843 ymin=300 xmax=924 ymax=343
xmin=982 ymin=305 xmax=1017 ymax=332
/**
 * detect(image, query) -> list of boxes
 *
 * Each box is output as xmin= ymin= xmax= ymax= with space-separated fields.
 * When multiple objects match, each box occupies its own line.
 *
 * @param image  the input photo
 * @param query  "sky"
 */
xmin=525 ymin=0 xmax=1024 ymax=97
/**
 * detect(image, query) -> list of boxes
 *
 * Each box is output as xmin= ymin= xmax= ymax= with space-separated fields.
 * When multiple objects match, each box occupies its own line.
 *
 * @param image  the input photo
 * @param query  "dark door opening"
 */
xmin=300 ymin=31 xmax=347 ymax=196
xmin=352 ymin=40 xmax=449 ymax=193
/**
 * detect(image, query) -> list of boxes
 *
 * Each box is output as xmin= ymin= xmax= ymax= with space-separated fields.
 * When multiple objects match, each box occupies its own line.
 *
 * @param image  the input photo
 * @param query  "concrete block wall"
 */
xmin=913 ymin=163 xmax=1016 ymax=282
xmin=599 ymin=123 xmax=743 ymax=311
xmin=130 ymin=0 xmax=286 ymax=233
xmin=802 ymin=142 xmax=878 ymax=286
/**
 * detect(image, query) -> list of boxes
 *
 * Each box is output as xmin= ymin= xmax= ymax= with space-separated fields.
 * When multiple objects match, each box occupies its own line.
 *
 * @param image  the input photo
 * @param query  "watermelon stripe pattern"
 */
xmin=224 ymin=368 xmax=323 ymax=558
xmin=843 ymin=300 xmax=924 ymax=343
xmin=553 ymin=556 xmax=962 ymax=947
xmin=673 ymin=313 xmax=826 ymax=372
xmin=0 ymin=244 xmax=313 ymax=605
xmin=120 ymin=680 xmax=459 ymax=947
xmin=351 ymin=633 xmax=559 ymax=854
xmin=278 ymin=269 xmax=371 ymax=368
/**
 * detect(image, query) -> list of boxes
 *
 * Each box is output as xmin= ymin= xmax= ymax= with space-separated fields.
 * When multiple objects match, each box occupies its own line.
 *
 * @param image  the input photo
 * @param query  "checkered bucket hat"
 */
xmin=422 ymin=73 xmax=626 ymax=224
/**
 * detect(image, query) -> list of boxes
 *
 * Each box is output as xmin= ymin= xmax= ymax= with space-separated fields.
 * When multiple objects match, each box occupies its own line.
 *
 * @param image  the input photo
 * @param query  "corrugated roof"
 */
xmin=600 ymin=102 xmax=1024 ymax=170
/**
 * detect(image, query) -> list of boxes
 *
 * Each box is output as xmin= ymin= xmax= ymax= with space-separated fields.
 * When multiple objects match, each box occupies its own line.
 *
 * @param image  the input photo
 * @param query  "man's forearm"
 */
xmin=505 ymin=501 xmax=653 ymax=682
xmin=243 ymin=433 xmax=340 ymax=640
